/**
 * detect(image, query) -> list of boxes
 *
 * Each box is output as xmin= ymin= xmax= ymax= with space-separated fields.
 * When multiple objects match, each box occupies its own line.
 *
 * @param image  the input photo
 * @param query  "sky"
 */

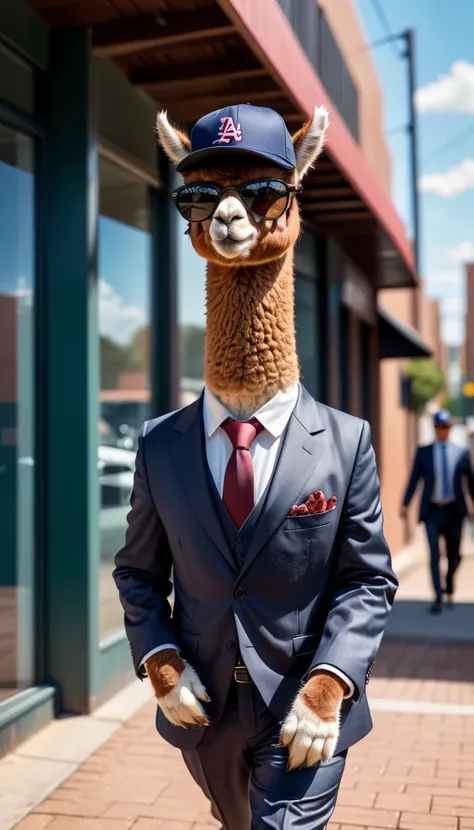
xmin=354 ymin=0 xmax=474 ymax=346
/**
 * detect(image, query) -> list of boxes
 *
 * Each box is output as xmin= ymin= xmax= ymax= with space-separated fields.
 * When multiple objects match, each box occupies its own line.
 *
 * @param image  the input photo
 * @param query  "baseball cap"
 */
xmin=434 ymin=410 xmax=452 ymax=426
xmin=176 ymin=103 xmax=296 ymax=173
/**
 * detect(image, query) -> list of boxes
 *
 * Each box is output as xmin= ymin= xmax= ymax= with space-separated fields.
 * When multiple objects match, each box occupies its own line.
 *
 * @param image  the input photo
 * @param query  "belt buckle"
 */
xmin=234 ymin=665 xmax=252 ymax=684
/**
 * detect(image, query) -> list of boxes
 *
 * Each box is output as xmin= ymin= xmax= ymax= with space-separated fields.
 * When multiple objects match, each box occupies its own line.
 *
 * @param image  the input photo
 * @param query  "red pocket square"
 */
xmin=288 ymin=491 xmax=337 ymax=517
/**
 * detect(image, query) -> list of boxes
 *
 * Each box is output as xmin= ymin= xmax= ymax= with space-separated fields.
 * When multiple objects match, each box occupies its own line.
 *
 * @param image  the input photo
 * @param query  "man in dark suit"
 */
xmin=401 ymin=410 xmax=474 ymax=613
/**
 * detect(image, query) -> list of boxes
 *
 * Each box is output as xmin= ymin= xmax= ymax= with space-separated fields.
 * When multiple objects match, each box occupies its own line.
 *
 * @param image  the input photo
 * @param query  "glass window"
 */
xmin=0 ymin=126 xmax=35 ymax=702
xmin=177 ymin=214 xmax=206 ymax=407
xmin=0 ymin=45 xmax=34 ymax=115
xmin=98 ymin=157 xmax=152 ymax=641
xmin=294 ymin=231 xmax=320 ymax=399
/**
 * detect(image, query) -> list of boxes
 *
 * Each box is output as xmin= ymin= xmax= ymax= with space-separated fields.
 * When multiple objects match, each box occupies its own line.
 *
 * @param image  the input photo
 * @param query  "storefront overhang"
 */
xmin=28 ymin=0 xmax=417 ymax=291
xmin=378 ymin=307 xmax=432 ymax=360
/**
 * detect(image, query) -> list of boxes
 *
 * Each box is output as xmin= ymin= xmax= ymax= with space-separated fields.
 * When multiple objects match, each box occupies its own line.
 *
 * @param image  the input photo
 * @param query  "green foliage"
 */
xmin=405 ymin=359 xmax=445 ymax=414
xmin=441 ymin=395 xmax=462 ymax=418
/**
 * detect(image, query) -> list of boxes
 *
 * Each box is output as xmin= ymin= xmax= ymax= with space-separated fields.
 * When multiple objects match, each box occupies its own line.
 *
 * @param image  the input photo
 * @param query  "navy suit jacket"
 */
xmin=403 ymin=443 xmax=474 ymax=522
xmin=113 ymin=385 xmax=397 ymax=753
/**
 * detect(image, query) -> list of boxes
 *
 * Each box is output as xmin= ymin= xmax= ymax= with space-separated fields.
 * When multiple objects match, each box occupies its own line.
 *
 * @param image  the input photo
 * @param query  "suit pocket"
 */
xmin=284 ymin=506 xmax=338 ymax=531
xmin=293 ymin=632 xmax=321 ymax=656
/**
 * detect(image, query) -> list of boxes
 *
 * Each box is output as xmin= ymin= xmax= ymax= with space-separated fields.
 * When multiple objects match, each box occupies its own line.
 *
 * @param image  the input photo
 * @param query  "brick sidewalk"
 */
xmin=15 ymin=691 xmax=474 ymax=830
xmin=12 ymin=527 xmax=474 ymax=830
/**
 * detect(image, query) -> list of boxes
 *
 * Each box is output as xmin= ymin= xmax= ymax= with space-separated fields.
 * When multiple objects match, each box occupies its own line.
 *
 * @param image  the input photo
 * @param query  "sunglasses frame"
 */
xmin=171 ymin=178 xmax=302 ymax=222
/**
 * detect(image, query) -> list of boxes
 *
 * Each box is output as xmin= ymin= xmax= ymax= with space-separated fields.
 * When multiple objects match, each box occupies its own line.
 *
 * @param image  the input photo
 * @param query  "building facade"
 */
xmin=0 ymin=0 xmax=429 ymax=754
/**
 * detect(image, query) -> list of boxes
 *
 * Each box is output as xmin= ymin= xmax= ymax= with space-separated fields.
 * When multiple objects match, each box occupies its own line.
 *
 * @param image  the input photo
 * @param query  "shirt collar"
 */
xmin=203 ymin=384 xmax=299 ymax=439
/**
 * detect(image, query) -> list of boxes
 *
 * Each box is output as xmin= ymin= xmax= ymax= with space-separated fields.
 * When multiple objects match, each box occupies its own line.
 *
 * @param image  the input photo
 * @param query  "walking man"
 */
xmin=401 ymin=410 xmax=474 ymax=613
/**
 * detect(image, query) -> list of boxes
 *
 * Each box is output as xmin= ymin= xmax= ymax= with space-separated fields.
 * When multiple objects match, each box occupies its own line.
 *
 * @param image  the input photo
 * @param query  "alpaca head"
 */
xmin=156 ymin=105 xmax=329 ymax=267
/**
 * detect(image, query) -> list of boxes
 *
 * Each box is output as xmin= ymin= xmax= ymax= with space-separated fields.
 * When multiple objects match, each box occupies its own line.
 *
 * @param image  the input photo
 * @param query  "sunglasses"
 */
xmin=171 ymin=179 xmax=301 ymax=223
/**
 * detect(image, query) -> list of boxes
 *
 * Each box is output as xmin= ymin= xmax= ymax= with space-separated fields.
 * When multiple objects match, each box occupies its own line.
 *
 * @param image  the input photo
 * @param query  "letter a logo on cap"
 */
xmin=213 ymin=116 xmax=242 ymax=145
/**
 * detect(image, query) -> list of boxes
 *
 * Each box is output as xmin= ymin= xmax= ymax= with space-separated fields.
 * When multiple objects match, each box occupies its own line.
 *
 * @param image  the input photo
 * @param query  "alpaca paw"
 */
xmin=280 ymin=694 xmax=340 ymax=770
xmin=157 ymin=662 xmax=211 ymax=729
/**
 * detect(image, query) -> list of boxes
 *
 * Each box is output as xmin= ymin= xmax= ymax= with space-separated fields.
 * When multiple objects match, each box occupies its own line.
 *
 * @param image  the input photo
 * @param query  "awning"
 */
xmin=28 ymin=0 xmax=417 ymax=290
xmin=378 ymin=307 xmax=432 ymax=359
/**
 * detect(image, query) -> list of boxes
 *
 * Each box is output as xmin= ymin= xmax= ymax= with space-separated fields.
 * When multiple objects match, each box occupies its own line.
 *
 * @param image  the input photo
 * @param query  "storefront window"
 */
xmin=98 ymin=157 xmax=152 ymax=641
xmin=0 ymin=126 xmax=35 ymax=702
xmin=295 ymin=231 xmax=320 ymax=399
xmin=177 ymin=214 xmax=206 ymax=406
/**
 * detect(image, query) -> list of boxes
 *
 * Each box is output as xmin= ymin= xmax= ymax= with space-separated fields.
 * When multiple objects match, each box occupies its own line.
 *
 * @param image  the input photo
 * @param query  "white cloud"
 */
xmin=445 ymin=241 xmax=474 ymax=262
xmin=419 ymin=158 xmax=474 ymax=197
xmin=416 ymin=60 xmax=474 ymax=113
xmin=424 ymin=270 xmax=461 ymax=290
xmin=442 ymin=297 xmax=465 ymax=315
xmin=99 ymin=279 xmax=146 ymax=345
xmin=442 ymin=315 xmax=465 ymax=347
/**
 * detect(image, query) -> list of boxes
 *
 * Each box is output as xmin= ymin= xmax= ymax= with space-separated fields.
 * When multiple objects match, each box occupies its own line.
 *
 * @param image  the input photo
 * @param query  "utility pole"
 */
xmin=403 ymin=28 xmax=420 ymax=330
xmin=368 ymin=28 xmax=421 ymax=327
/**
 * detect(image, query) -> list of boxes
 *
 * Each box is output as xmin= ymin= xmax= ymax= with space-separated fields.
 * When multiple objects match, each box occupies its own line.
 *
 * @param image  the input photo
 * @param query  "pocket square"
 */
xmin=288 ymin=491 xmax=337 ymax=517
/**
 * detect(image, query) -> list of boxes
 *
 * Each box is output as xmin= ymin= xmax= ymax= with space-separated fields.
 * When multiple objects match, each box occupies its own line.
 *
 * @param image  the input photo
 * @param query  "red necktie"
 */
xmin=221 ymin=418 xmax=264 ymax=528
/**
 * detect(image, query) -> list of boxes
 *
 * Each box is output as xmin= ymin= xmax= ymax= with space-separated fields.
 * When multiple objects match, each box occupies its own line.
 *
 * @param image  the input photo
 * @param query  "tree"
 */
xmin=405 ymin=359 xmax=445 ymax=415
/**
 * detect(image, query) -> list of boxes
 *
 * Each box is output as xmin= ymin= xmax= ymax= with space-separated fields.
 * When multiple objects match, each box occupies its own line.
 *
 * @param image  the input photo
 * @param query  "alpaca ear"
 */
xmin=155 ymin=110 xmax=191 ymax=167
xmin=292 ymin=106 xmax=329 ymax=181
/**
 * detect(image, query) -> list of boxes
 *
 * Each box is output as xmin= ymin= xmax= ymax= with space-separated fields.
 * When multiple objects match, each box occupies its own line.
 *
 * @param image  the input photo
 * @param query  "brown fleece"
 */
xmin=145 ymin=648 xmax=185 ymax=699
xmin=301 ymin=671 xmax=348 ymax=722
xmin=204 ymin=253 xmax=300 ymax=415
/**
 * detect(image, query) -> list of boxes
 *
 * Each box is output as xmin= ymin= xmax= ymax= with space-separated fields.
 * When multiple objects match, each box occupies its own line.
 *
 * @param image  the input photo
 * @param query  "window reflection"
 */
xmin=0 ymin=126 xmax=35 ymax=701
xmin=98 ymin=157 xmax=152 ymax=641
xmin=177 ymin=214 xmax=206 ymax=406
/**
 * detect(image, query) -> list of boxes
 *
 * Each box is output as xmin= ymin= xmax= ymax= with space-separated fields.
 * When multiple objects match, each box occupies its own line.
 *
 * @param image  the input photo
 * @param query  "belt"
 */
xmin=234 ymin=658 xmax=252 ymax=684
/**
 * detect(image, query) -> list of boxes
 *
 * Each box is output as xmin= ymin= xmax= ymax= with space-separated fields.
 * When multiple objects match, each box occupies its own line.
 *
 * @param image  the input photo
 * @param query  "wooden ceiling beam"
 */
xmin=312 ymin=212 xmax=372 ymax=223
xmin=168 ymin=90 xmax=287 ymax=122
xmin=130 ymin=53 xmax=266 ymax=92
xmin=305 ymin=173 xmax=345 ymax=185
xmin=301 ymin=187 xmax=353 ymax=199
xmin=93 ymin=8 xmax=235 ymax=58
xmin=305 ymin=200 xmax=364 ymax=212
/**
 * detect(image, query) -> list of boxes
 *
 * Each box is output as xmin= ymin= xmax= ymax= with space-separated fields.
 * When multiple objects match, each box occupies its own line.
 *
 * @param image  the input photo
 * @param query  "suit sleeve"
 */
xmin=113 ymin=423 xmax=178 ymax=677
xmin=308 ymin=420 xmax=398 ymax=699
xmin=403 ymin=448 xmax=422 ymax=507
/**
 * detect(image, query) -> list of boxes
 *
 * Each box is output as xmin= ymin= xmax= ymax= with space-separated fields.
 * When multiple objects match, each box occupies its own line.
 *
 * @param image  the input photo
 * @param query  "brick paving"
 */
xmin=13 ymin=526 xmax=474 ymax=830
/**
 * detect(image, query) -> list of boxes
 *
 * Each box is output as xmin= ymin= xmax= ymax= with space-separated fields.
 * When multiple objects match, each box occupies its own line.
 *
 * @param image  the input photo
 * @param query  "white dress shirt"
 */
xmin=139 ymin=384 xmax=354 ymax=698
xmin=432 ymin=440 xmax=456 ymax=505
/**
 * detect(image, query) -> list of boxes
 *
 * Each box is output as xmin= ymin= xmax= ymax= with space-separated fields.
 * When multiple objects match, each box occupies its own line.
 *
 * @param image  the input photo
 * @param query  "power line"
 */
xmin=368 ymin=0 xmax=404 ymax=59
xmin=423 ymin=124 xmax=474 ymax=168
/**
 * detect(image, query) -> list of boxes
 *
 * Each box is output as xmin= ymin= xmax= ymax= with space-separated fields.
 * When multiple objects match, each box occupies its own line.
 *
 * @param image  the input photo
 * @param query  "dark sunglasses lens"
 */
xmin=176 ymin=185 xmax=219 ymax=222
xmin=241 ymin=180 xmax=289 ymax=219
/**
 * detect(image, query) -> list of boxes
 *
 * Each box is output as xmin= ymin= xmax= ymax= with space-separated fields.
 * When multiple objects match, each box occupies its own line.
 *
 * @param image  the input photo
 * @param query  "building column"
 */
xmin=348 ymin=311 xmax=360 ymax=417
xmin=43 ymin=29 xmax=99 ymax=713
xmin=368 ymin=319 xmax=381 ymax=461
xmin=326 ymin=240 xmax=342 ymax=409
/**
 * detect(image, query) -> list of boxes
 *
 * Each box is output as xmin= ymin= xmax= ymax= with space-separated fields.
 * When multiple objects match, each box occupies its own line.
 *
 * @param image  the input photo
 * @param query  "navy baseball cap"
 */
xmin=434 ymin=410 xmax=452 ymax=426
xmin=176 ymin=103 xmax=296 ymax=173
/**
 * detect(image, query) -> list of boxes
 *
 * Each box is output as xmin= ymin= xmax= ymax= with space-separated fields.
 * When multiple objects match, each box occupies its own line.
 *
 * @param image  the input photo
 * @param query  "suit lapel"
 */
xmin=170 ymin=396 xmax=237 ymax=572
xmin=240 ymin=385 xmax=326 ymax=578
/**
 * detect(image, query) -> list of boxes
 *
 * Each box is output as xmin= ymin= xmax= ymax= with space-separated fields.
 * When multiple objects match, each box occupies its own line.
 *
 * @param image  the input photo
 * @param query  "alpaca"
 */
xmin=143 ymin=105 xmax=349 ymax=771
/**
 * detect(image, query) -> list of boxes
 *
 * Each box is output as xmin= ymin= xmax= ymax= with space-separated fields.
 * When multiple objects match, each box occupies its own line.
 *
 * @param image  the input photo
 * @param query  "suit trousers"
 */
xmin=424 ymin=503 xmax=463 ymax=599
xmin=182 ymin=679 xmax=347 ymax=830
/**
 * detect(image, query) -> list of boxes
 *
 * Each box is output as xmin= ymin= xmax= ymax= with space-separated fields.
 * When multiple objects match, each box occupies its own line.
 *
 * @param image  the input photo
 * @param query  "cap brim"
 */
xmin=176 ymin=145 xmax=295 ymax=173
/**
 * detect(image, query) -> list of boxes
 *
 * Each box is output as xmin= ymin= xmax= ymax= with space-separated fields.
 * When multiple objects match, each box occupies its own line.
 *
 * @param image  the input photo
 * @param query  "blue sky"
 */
xmin=355 ymin=0 xmax=474 ymax=346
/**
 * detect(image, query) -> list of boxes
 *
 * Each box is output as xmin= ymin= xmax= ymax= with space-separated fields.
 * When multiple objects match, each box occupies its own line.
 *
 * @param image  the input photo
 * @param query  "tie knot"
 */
xmin=221 ymin=417 xmax=264 ymax=451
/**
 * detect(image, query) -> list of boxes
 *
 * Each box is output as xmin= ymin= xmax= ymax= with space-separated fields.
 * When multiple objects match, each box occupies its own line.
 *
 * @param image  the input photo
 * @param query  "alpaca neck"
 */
xmin=204 ymin=250 xmax=300 ymax=420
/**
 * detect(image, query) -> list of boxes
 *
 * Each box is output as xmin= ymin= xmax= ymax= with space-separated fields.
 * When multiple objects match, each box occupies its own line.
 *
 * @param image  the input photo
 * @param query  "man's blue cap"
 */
xmin=176 ymin=103 xmax=296 ymax=173
xmin=434 ymin=410 xmax=452 ymax=426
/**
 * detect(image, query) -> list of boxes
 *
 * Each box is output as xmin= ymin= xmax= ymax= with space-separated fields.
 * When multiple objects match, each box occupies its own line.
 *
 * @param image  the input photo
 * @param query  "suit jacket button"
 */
xmin=234 ymin=588 xmax=246 ymax=599
xmin=226 ymin=640 xmax=236 ymax=652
